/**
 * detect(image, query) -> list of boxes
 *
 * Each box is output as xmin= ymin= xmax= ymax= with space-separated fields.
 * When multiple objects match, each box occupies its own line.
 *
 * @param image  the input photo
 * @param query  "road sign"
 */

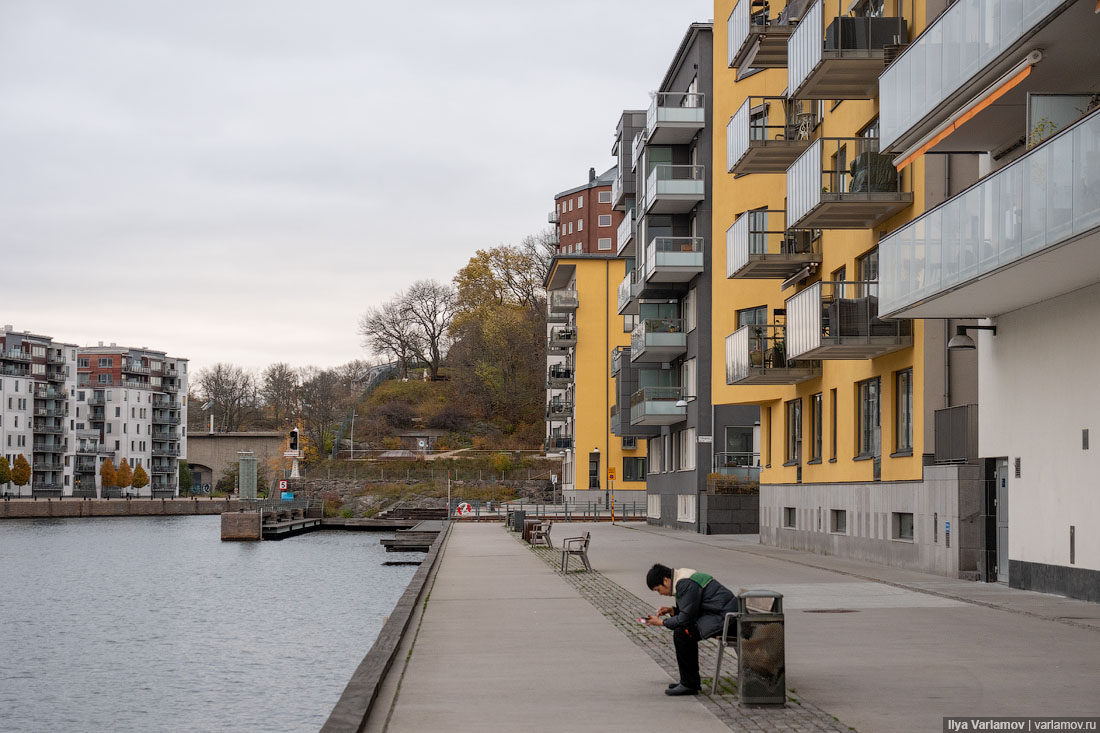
xmin=608 ymin=468 xmax=616 ymax=480
xmin=278 ymin=480 xmax=288 ymax=490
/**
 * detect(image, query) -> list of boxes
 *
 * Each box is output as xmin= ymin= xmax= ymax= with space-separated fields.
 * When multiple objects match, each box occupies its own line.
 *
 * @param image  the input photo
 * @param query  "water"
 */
xmin=0 ymin=516 xmax=417 ymax=732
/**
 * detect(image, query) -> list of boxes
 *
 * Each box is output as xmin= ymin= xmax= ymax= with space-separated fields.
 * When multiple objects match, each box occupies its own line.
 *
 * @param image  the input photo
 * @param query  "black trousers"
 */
xmin=672 ymin=623 xmax=702 ymax=690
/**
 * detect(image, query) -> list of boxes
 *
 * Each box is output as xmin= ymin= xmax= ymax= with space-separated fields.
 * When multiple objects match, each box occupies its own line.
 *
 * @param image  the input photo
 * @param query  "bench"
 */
xmin=529 ymin=521 xmax=553 ymax=549
xmin=559 ymin=531 xmax=591 ymax=573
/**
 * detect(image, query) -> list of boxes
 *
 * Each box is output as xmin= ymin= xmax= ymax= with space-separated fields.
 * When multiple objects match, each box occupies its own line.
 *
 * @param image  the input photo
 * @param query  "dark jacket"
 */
xmin=663 ymin=571 xmax=737 ymax=640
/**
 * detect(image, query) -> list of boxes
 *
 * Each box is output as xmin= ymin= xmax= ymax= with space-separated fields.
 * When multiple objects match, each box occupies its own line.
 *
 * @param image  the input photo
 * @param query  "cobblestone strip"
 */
xmin=514 ymin=530 xmax=854 ymax=732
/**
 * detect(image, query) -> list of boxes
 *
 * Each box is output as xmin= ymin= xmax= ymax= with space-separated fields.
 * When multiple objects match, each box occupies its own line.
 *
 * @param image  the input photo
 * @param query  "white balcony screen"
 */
xmin=788 ymin=0 xmax=822 ymax=98
xmin=786 ymin=281 xmax=822 ymax=359
xmin=787 ymin=139 xmax=822 ymax=227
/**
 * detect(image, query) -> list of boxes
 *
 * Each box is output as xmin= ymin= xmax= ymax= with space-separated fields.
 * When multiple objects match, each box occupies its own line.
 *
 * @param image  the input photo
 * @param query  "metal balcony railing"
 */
xmin=546 ymin=436 xmax=573 ymax=451
xmin=728 ymin=0 xmax=799 ymax=70
xmin=611 ymin=347 xmax=629 ymax=377
xmin=879 ymin=107 xmax=1100 ymax=319
xmin=879 ymin=0 xmax=1065 ymax=151
xmin=34 ymin=388 xmax=66 ymax=400
xmin=630 ymin=318 xmax=687 ymax=363
xmin=643 ymin=237 xmax=704 ymax=284
xmin=617 ymin=268 xmax=641 ymax=315
xmin=46 ymin=370 xmax=66 ymax=382
xmin=1 ymin=349 xmax=31 ymax=362
xmin=152 ymin=447 xmax=181 ymax=457
xmin=123 ymin=362 xmax=150 ymax=374
xmin=153 ymin=431 xmax=179 ymax=441
xmin=162 ymin=382 xmax=180 ymax=393
xmin=631 ymin=132 xmax=645 ymax=170
xmin=548 ymin=326 xmax=577 ymax=350
xmin=727 ymin=96 xmax=818 ymax=175
xmin=34 ymin=407 xmax=65 ymax=417
xmin=629 ymin=386 xmax=687 ymax=426
xmin=152 ymin=400 xmax=179 ymax=410
xmin=32 ymin=423 xmax=64 ymax=434
xmin=787 ymin=137 xmax=911 ymax=229
xmin=646 ymin=92 xmax=706 ymax=145
xmin=548 ymin=290 xmax=578 ymax=313
xmin=32 ymin=462 xmax=63 ymax=471
xmin=546 ymin=400 xmax=574 ymax=420
xmin=617 ymin=211 xmax=636 ymax=256
xmin=726 ymin=209 xmax=820 ymax=279
xmin=547 ymin=365 xmax=574 ymax=387
xmin=0 ymin=365 xmax=29 ymax=377
xmin=163 ymin=367 xmax=179 ymax=377
xmin=788 ymin=0 xmax=906 ymax=100
xmin=786 ymin=280 xmax=912 ymax=360
xmin=711 ymin=451 xmax=762 ymax=483
xmin=153 ymin=415 xmax=182 ymax=425
xmin=725 ymin=324 xmax=821 ymax=385
xmin=548 ymin=211 xmax=560 ymax=224
xmin=47 ymin=352 xmax=65 ymax=365
xmin=644 ymin=164 xmax=705 ymax=214
xmin=33 ymin=442 xmax=65 ymax=453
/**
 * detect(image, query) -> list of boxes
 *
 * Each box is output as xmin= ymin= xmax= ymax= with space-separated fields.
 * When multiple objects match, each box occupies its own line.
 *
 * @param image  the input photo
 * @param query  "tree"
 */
xmin=298 ymin=367 xmax=355 ymax=464
xmin=196 ymin=363 xmax=259 ymax=432
xmin=358 ymin=296 xmax=419 ymax=378
xmin=404 ymin=279 xmax=456 ymax=379
xmin=100 ymin=458 xmax=117 ymax=494
xmin=116 ymin=459 xmax=133 ymax=492
xmin=132 ymin=465 xmax=149 ymax=492
xmin=520 ymin=229 xmax=558 ymax=287
xmin=11 ymin=454 xmax=31 ymax=494
xmin=261 ymin=362 xmax=299 ymax=427
xmin=0 ymin=456 xmax=10 ymax=490
xmin=178 ymin=462 xmax=193 ymax=494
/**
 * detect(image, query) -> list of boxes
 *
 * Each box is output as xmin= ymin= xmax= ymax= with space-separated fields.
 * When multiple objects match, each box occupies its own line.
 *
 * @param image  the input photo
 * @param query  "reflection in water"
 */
xmin=0 ymin=515 xmax=415 ymax=732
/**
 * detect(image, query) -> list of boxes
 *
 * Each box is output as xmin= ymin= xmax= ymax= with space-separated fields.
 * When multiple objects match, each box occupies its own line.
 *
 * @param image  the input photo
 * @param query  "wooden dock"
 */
xmin=380 ymin=520 xmax=446 ymax=552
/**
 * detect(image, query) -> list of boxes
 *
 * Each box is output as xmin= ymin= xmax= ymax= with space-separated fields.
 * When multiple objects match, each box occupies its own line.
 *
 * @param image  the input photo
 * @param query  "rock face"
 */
xmin=285 ymin=477 xmax=554 ymax=516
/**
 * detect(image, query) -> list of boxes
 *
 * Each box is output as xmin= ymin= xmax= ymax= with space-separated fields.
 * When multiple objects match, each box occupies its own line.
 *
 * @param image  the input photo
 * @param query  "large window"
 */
xmin=681 ymin=358 xmax=696 ymax=405
xmin=684 ymin=289 xmax=697 ymax=333
xmin=647 ymin=494 xmax=661 ymax=519
xmin=857 ymin=247 xmax=879 ymax=297
xmin=810 ymin=393 xmax=823 ymax=462
xmin=648 ymin=437 xmax=662 ymax=473
xmin=785 ymin=399 xmax=802 ymax=464
xmin=895 ymin=369 xmax=913 ymax=453
xmin=678 ymin=428 xmax=696 ymax=471
xmin=858 ymin=378 xmax=881 ymax=457
xmin=677 ymin=494 xmax=697 ymax=523
xmin=623 ymin=457 xmax=646 ymax=482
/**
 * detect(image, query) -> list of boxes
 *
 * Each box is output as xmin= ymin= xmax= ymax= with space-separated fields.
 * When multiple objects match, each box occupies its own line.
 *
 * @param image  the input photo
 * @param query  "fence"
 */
xmin=451 ymin=499 xmax=648 ymax=522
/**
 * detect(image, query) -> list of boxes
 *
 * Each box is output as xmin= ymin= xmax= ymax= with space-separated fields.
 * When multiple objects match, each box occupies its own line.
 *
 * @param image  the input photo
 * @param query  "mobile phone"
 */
xmin=638 ymin=617 xmax=647 ymax=624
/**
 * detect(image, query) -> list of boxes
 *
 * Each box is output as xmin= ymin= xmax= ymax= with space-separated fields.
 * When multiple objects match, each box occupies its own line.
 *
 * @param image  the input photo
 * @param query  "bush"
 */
xmin=339 ymin=507 xmax=354 ymax=519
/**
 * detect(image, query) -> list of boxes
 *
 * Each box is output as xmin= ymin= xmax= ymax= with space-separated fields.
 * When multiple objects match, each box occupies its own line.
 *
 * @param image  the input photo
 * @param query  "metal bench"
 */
xmin=529 ymin=521 xmax=553 ymax=549
xmin=559 ymin=531 xmax=591 ymax=572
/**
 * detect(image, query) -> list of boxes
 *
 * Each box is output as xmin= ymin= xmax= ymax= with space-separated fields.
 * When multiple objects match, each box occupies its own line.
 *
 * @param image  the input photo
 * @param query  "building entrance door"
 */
xmin=995 ymin=458 xmax=1009 ymax=583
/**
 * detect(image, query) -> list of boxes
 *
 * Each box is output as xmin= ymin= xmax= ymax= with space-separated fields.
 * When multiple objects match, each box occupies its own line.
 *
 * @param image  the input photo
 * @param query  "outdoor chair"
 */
xmin=559 ymin=531 xmax=591 ymax=572
xmin=530 ymin=520 xmax=553 ymax=549
xmin=712 ymin=609 xmax=741 ymax=695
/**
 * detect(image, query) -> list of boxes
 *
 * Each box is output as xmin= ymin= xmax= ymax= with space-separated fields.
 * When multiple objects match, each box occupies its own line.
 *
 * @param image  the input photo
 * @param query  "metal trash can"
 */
xmin=511 ymin=509 xmax=526 ymax=532
xmin=736 ymin=590 xmax=785 ymax=705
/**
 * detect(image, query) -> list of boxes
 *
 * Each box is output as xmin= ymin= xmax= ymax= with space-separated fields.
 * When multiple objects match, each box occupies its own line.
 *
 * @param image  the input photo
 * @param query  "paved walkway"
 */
xmin=374 ymin=522 xmax=1100 ymax=733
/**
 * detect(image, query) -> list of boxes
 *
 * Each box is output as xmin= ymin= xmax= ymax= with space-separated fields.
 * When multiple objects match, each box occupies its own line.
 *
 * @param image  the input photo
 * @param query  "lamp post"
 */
xmin=594 ymin=446 xmax=606 ymax=508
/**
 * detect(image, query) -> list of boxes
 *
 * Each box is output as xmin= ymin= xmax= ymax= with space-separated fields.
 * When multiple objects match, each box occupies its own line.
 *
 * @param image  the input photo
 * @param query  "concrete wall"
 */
xmin=980 ymin=282 xmax=1100 ymax=588
xmin=186 ymin=432 xmax=285 ymax=490
xmin=0 ymin=497 xmax=243 ymax=519
xmin=760 ymin=464 xmax=984 ymax=578
xmin=700 ymin=492 xmax=759 ymax=535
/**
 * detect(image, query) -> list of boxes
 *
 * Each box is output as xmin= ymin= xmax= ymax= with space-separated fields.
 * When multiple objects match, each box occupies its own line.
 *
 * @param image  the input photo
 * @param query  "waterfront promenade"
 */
xmin=368 ymin=522 xmax=1100 ymax=733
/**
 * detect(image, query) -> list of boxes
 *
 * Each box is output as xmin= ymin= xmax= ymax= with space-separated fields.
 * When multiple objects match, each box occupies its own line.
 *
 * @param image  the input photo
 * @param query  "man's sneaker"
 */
xmin=665 ymin=684 xmax=699 ymax=696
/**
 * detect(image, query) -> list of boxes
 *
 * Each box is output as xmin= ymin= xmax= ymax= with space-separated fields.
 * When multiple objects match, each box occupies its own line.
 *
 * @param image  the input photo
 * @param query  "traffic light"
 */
xmin=288 ymin=428 xmax=299 ymax=452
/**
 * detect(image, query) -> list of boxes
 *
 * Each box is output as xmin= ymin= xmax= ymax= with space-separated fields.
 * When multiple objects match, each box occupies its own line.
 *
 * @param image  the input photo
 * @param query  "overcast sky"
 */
xmin=0 ymin=0 xmax=713 ymax=374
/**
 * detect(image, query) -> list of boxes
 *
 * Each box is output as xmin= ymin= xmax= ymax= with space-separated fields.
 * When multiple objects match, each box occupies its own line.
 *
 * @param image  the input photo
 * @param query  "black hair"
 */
xmin=646 ymin=563 xmax=673 ymax=591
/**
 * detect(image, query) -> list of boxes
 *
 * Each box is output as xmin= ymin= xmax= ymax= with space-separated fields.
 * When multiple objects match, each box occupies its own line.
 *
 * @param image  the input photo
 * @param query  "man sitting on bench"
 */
xmin=643 ymin=563 xmax=737 ymax=696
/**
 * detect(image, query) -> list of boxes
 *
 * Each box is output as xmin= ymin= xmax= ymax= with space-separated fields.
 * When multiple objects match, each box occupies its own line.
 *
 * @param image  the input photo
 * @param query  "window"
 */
xmin=597 ymin=237 xmax=612 ymax=250
xmin=893 ymin=512 xmax=914 ymax=541
xmin=830 ymin=388 xmax=838 ymax=461
xmin=764 ymin=405 xmax=773 ymax=467
xmin=676 ymin=494 xmax=697 ymax=523
xmin=32 ymin=363 xmax=45 ymax=375
xmin=895 ymin=369 xmax=913 ymax=453
xmin=678 ymin=428 xmax=696 ymax=471
xmin=783 ymin=507 xmax=797 ymax=529
xmin=623 ymin=314 xmax=637 ymax=332
xmin=78 ymin=357 xmax=89 ymax=368
xmin=647 ymin=494 xmax=662 ymax=519
xmin=831 ymin=509 xmax=847 ymax=534
xmin=684 ymin=289 xmax=697 ymax=333
xmin=810 ymin=393 xmax=823 ymax=462
xmin=577 ymin=196 xmax=583 ymax=208
xmin=598 ymin=191 xmax=612 ymax=204
xmin=588 ymin=451 xmax=600 ymax=490
xmin=577 ymin=218 xmax=583 ymax=231
xmin=114 ymin=407 xmax=121 ymax=418
xmin=98 ymin=358 xmax=112 ymax=367
xmin=648 ymin=436 xmax=662 ymax=473
xmin=567 ymin=222 xmax=573 ymax=234
xmin=681 ymin=359 xmax=696 ymax=405
xmin=568 ymin=199 xmax=574 ymax=211
xmin=32 ymin=345 xmax=45 ymax=357
xmin=622 ymin=436 xmax=637 ymax=450
xmin=98 ymin=374 xmax=110 ymax=384
xmin=623 ymin=457 xmax=646 ymax=481
xmin=737 ymin=305 xmax=767 ymax=353
xmin=77 ymin=391 xmax=85 ymax=401
xmin=598 ymin=214 xmax=612 ymax=227
xmin=858 ymin=378 xmax=881 ymax=457
xmin=857 ymin=247 xmax=879 ymax=297
xmin=785 ymin=399 xmax=802 ymax=464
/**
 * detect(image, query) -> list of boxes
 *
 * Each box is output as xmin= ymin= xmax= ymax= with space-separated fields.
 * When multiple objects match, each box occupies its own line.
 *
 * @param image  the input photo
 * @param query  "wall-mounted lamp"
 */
xmin=675 ymin=395 xmax=698 ymax=408
xmin=947 ymin=324 xmax=997 ymax=351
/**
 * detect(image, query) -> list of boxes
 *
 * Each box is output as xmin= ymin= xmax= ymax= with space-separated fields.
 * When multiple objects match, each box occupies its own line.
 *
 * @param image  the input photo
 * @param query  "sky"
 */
xmin=0 ymin=0 xmax=714 ymax=374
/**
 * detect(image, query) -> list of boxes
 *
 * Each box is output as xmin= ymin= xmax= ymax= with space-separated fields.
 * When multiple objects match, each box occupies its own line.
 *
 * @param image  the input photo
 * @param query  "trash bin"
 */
xmin=511 ymin=510 xmax=526 ymax=532
xmin=736 ymin=590 xmax=785 ymax=705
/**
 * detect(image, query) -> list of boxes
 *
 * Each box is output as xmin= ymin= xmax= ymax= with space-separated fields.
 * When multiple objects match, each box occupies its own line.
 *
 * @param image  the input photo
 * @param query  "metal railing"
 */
xmin=727 ymin=96 xmax=818 ymax=172
xmin=152 ymin=400 xmax=180 ymax=410
xmin=646 ymin=92 xmax=706 ymax=136
xmin=548 ymin=211 xmax=560 ymax=224
xmin=549 ymin=290 xmax=579 ymax=312
xmin=123 ymin=362 xmax=150 ymax=374
xmin=787 ymin=137 xmax=902 ymax=227
xmin=548 ymin=326 xmax=577 ymax=345
xmin=33 ymin=388 xmax=66 ymax=400
xmin=152 ymin=415 xmax=182 ymax=425
xmin=630 ymin=318 xmax=685 ymax=356
xmin=644 ymin=237 xmax=704 ymax=279
xmin=152 ymin=447 xmax=181 ymax=457
xmin=47 ymin=352 xmax=65 ymax=365
xmin=726 ymin=210 xmax=818 ymax=277
xmin=1 ymin=349 xmax=31 ymax=362
xmin=546 ymin=436 xmax=574 ymax=450
xmin=644 ymin=164 xmax=705 ymax=211
xmin=32 ymin=424 xmax=64 ymax=434
xmin=1 ymin=365 xmax=30 ymax=377
xmin=787 ymin=280 xmax=912 ymax=358
xmin=629 ymin=385 xmax=684 ymax=409
xmin=548 ymin=365 xmax=574 ymax=383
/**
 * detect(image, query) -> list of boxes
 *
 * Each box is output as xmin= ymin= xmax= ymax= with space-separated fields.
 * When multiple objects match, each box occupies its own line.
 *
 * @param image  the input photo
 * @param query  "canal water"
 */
xmin=0 ymin=515 xmax=417 ymax=732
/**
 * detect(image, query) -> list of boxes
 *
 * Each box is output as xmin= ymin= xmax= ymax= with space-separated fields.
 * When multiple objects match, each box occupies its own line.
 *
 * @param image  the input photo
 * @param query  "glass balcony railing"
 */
xmin=787 ymin=138 xmax=912 ymax=229
xmin=1 ymin=349 xmax=31 ymax=362
xmin=711 ymin=452 xmax=761 ymax=483
xmin=548 ymin=326 xmax=577 ymax=350
xmin=546 ymin=436 xmax=573 ymax=451
xmin=548 ymin=365 xmax=574 ymax=387
xmin=725 ymin=324 xmax=821 ymax=385
xmin=879 ymin=0 xmax=1065 ymax=151
xmin=630 ymin=318 xmax=687 ymax=363
xmin=548 ymin=211 xmax=560 ymax=224
xmin=727 ymin=0 xmax=799 ymax=70
xmin=632 ymin=132 xmax=645 ymax=170
xmin=788 ymin=0 xmax=906 ymax=100
xmin=617 ymin=211 xmax=636 ymax=256
xmin=727 ymin=97 xmax=818 ymax=175
xmin=786 ymin=280 xmax=912 ymax=360
xmin=611 ymin=346 xmax=628 ymax=377
xmin=610 ymin=404 xmax=621 ymax=434
xmin=546 ymin=400 xmax=573 ymax=420
xmin=644 ymin=164 xmax=705 ymax=214
xmin=629 ymin=386 xmax=687 ymax=426
xmin=548 ymin=290 xmax=579 ymax=313
xmin=617 ymin=268 xmax=641 ymax=315
xmin=642 ymin=237 xmax=705 ymax=285
xmin=879 ymin=107 xmax=1100 ymax=319
xmin=726 ymin=209 xmax=820 ymax=279
xmin=646 ymin=92 xmax=706 ymax=145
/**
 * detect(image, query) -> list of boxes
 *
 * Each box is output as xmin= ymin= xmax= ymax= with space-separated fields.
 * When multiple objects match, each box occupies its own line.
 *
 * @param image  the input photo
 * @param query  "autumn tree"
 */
xmin=261 ymin=362 xmax=299 ymax=427
xmin=116 ymin=459 xmax=133 ymax=492
xmin=178 ymin=462 xmax=193 ymax=494
xmin=100 ymin=458 xmax=117 ymax=493
xmin=0 ymin=456 xmax=10 ymax=489
xmin=132 ymin=465 xmax=150 ymax=492
xmin=196 ymin=363 xmax=260 ymax=432
xmin=11 ymin=454 xmax=31 ymax=493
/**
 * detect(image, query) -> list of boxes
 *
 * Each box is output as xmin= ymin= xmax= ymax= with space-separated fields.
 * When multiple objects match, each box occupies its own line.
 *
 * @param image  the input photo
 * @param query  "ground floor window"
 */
xmin=892 ymin=512 xmax=914 ymax=541
xmin=830 ymin=509 xmax=847 ymax=534
xmin=647 ymin=494 xmax=661 ymax=519
xmin=783 ymin=506 xmax=797 ymax=528
xmin=676 ymin=494 xmax=697 ymax=523
xmin=588 ymin=451 xmax=600 ymax=489
xmin=623 ymin=457 xmax=646 ymax=482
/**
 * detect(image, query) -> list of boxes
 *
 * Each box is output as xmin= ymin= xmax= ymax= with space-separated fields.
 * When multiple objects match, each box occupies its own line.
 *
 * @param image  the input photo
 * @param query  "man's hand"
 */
xmin=657 ymin=606 xmax=674 ymax=617
xmin=643 ymin=614 xmax=664 ymax=627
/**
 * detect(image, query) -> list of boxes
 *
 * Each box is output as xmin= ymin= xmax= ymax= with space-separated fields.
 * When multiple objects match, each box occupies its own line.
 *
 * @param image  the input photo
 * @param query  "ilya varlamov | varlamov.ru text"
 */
xmin=944 ymin=719 xmax=1099 ymax=732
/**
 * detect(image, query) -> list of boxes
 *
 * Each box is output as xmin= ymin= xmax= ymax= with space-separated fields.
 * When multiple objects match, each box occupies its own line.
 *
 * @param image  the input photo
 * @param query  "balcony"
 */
xmin=33 ymin=442 xmax=64 ymax=453
xmin=548 ymin=364 xmax=574 ymax=389
xmin=76 ymin=445 xmax=114 ymax=456
xmin=617 ymin=268 xmax=641 ymax=316
xmin=89 ymin=409 xmax=105 ymax=422
xmin=786 ymin=281 xmax=912 ymax=360
xmin=152 ymin=447 xmax=181 ymax=457
xmin=32 ymin=461 xmax=63 ymax=471
xmin=31 ymin=482 xmax=63 ymax=495
xmin=788 ymin=0 xmax=906 ymax=100
xmin=46 ymin=369 xmax=66 ymax=382
xmin=727 ymin=0 xmax=798 ymax=70
xmin=33 ymin=423 xmax=64 ymax=435
xmin=162 ymin=382 xmax=180 ymax=393
xmin=122 ymin=379 xmax=149 ymax=390
xmin=163 ymin=367 xmax=179 ymax=377
xmin=87 ymin=395 xmax=106 ymax=406
xmin=546 ymin=400 xmax=573 ymax=421
xmin=548 ymin=326 xmax=577 ymax=351
xmin=34 ymin=406 xmax=65 ymax=417
xmin=152 ymin=400 xmax=179 ymax=410
xmin=711 ymin=452 xmax=761 ymax=483
xmin=47 ymin=352 xmax=65 ymax=365
xmin=879 ymin=0 xmax=1088 ymax=153
xmin=611 ymin=174 xmax=624 ymax=209
xmin=1 ymin=349 xmax=31 ymax=362
xmin=631 ymin=132 xmax=645 ymax=171
xmin=611 ymin=346 xmax=629 ymax=378
xmin=153 ymin=431 xmax=179 ymax=441
xmin=616 ymin=211 xmax=636 ymax=256
xmin=727 ymin=97 xmax=817 ymax=175
xmin=34 ymin=388 xmax=65 ymax=400
xmin=879 ymin=108 xmax=1100 ymax=319
xmin=644 ymin=165 xmax=705 ymax=215
xmin=630 ymin=318 xmax=687 ymax=363
xmin=725 ymin=324 xmax=821 ymax=385
xmin=548 ymin=211 xmax=560 ymax=224
xmin=787 ymin=138 xmax=912 ymax=229
xmin=641 ymin=237 xmax=704 ymax=287
xmin=645 ymin=92 xmax=705 ymax=146
xmin=0 ymin=364 xmax=29 ymax=377
xmin=546 ymin=436 xmax=573 ymax=451
xmin=630 ymin=386 xmax=687 ymax=426
xmin=548 ymin=230 xmax=560 ymax=246
xmin=123 ymin=362 xmax=150 ymax=374
xmin=726 ymin=210 xmax=820 ymax=280
xmin=548 ymin=290 xmax=578 ymax=314
xmin=75 ymin=459 xmax=98 ymax=473
xmin=151 ymin=465 xmax=175 ymax=475
xmin=153 ymin=414 xmax=182 ymax=425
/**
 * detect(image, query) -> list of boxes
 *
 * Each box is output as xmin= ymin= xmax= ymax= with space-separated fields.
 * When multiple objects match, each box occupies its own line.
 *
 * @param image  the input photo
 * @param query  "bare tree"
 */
xmin=404 ymin=279 xmax=456 ymax=379
xmin=297 ymin=367 xmax=354 ymax=461
xmin=261 ymin=362 xmax=299 ymax=427
xmin=196 ymin=363 xmax=259 ymax=432
xmin=521 ymin=228 xmax=558 ymax=287
xmin=358 ymin=296 xmax=418 ymax=377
